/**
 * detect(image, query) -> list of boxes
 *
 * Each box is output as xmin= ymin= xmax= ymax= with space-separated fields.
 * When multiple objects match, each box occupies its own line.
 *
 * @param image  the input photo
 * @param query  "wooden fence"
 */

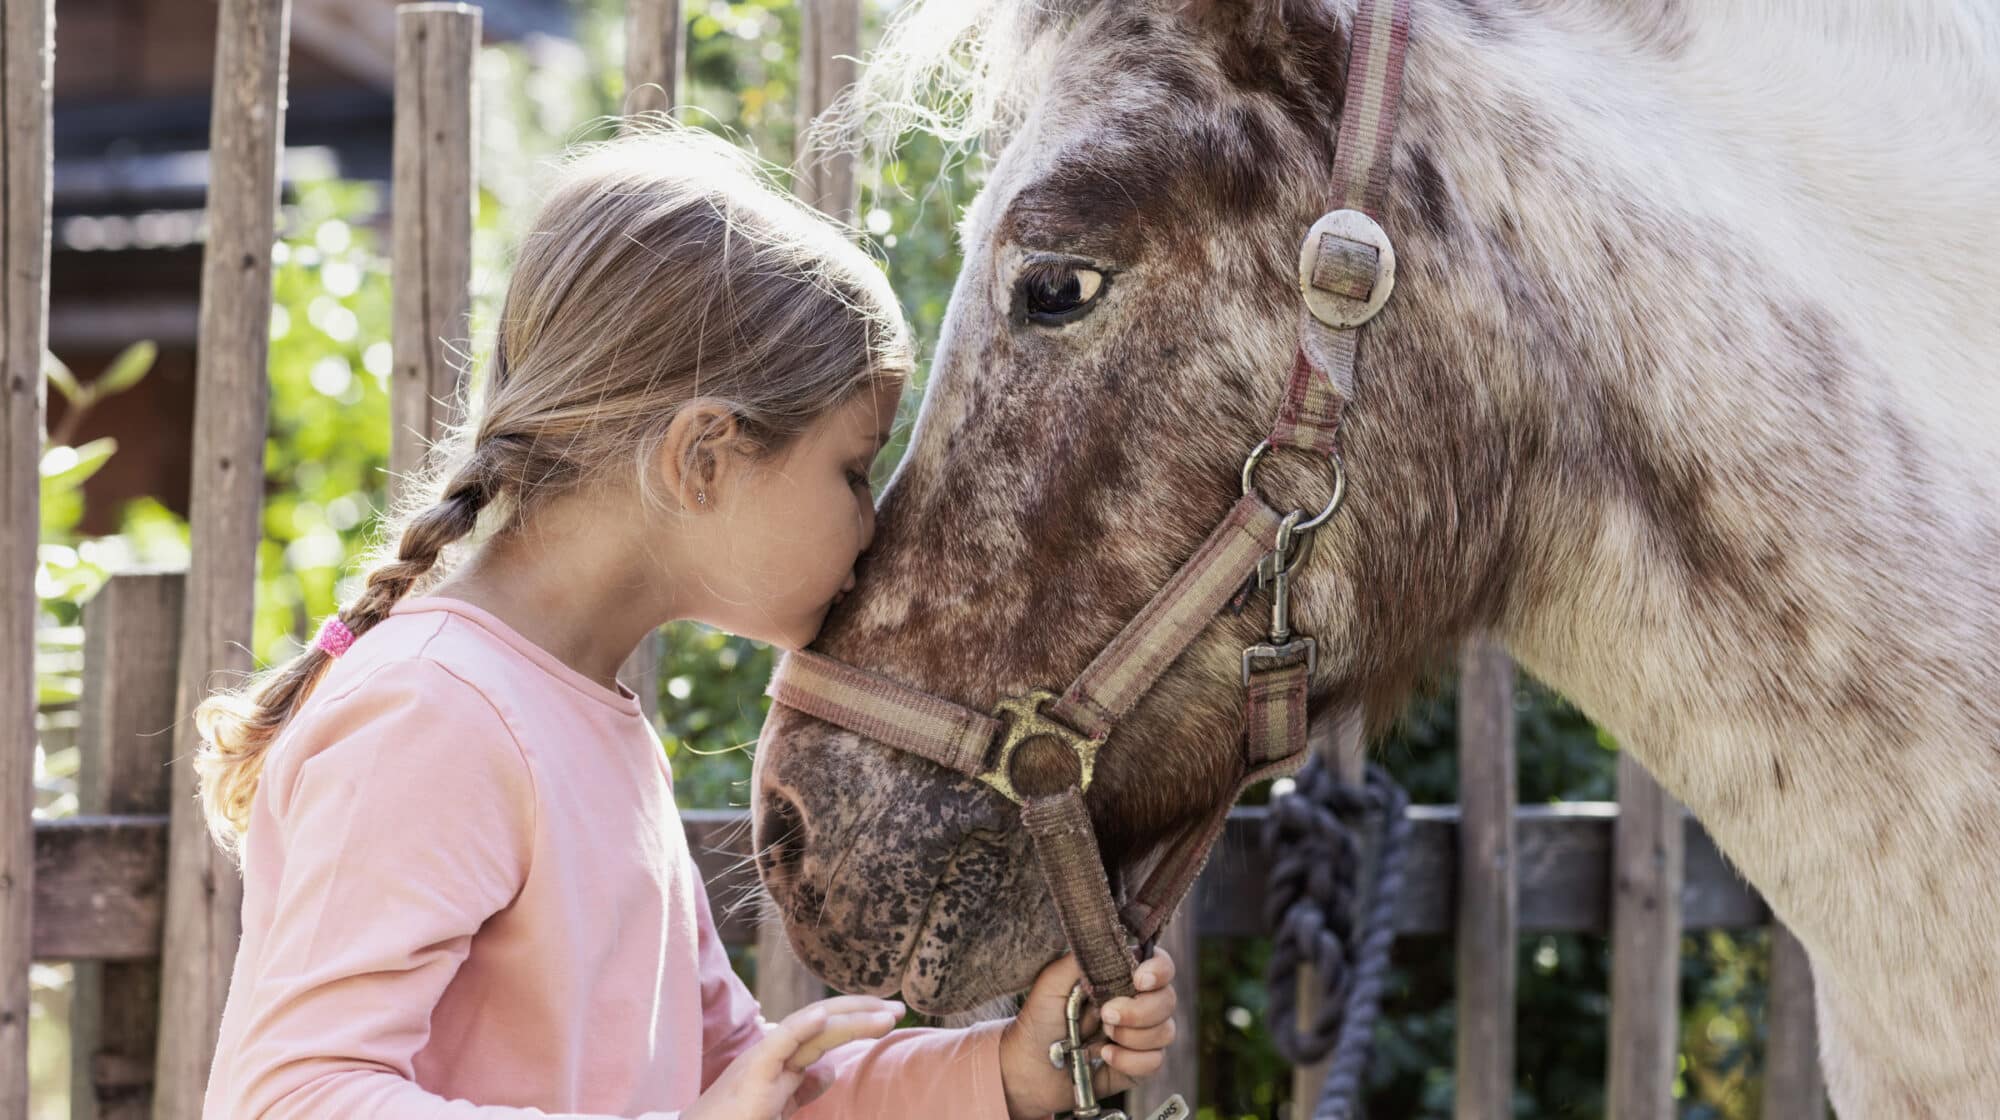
xmin=2 ymin=1 xmax=1832 ymax=1118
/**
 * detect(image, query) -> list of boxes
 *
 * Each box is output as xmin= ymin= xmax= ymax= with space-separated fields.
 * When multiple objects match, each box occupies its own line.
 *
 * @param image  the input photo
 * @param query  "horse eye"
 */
xmin=1019 ymin=262 xmax=1106 ymax=324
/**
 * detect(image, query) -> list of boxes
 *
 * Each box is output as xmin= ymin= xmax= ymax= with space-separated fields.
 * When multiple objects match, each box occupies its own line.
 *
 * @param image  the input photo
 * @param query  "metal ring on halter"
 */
xmin=1241 ymin=440 xmax=1348 ymax=534
xmin=978 ymin=689 xmax=1106 ymax=806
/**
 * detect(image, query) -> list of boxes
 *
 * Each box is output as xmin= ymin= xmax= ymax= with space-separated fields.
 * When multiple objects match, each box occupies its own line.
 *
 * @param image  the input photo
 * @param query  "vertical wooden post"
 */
xmin=793 ymin=0 xmax=861 ymax=224
xmin=1454 ymin=641 xmax=1517 ymax=1119
xmin=1607 ymin=753 xmax=1684 ymax=1119
xmin=1127 ymin=903 xmax=1200 ymax=1116
xmin=155 ymin=1 xmax=289 ymax=1115
xmin=751 ymin=0 xmax=867 ymax=1017
xmin=1765 ymin=924 xmax=1826 ymax=1120
xmin=71 ymin=574 xmax=184 ymax=1120
xmin=390 ymin=2 xmax=479 ymax=506
xmin=616 ymin=629 xmax=663 ymax=730
xmin=1293 ymin=707 xmax=1367 ymax=1112
xmin=754 ymin=925 xmax=827 ymax=1022
xmin=615 ymin=0 xmax=684 ymax=717
xmin=0 ymin=0 xmax=52 ymax=1114
xmin=623 ymin=0 xmax=684 ymax=119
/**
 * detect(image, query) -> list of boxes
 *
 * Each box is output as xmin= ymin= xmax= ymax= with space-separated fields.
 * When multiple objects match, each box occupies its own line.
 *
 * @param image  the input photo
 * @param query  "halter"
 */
xmin=766 ymin=0 xmax=1414 ymax=1006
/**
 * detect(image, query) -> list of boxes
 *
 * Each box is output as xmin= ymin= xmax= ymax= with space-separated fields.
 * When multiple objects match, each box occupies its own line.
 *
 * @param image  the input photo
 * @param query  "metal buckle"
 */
xmin=1241 ymin=441 xmax=1347 ymax=534
xmin=979 ymin=689 xmax=1105 ymax=806
xmin=1298 ymin=208 xmax=1396 ymax=329
xmin=1242 ymin=638 xmax=1317 ymax=686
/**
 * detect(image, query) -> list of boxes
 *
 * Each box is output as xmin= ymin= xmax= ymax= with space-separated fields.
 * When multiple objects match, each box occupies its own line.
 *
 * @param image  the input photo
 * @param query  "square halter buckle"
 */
xmin=978 ymin=689 xmax=1106 ymax=806
xmin=1298 ymin=208 xmax=1396 ymax=329
xmin=1242 ymin=637 xmax=1318 ymax=685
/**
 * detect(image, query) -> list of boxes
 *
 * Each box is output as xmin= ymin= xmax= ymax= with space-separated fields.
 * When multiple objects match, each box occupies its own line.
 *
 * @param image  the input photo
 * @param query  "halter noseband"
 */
xmin=765 ymin=0 xmax=1413 ymax=1005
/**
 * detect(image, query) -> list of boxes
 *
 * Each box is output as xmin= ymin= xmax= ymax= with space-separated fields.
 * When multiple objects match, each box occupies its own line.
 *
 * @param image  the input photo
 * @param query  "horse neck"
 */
xmin=1402 ymin=0 xmax=2000 ymax=1032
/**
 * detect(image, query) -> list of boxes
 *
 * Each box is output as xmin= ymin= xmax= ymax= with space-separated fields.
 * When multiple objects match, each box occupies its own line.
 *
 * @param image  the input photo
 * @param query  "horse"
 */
xmin=751 ymin=1 xmax=2000 ymax=1111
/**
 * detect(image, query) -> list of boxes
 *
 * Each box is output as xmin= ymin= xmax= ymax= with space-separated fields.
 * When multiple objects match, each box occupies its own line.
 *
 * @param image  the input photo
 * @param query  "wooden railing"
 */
xmin=4 ymin=0 xmax=1832 ymax=1117
xmin=38 ymin=573 xmax=1828 ymax=1117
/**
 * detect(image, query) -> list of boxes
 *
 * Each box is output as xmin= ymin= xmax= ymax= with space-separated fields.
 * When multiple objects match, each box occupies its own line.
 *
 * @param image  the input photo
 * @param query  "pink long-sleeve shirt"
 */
xmin=203 ymin=595 xmax=1012 ymax=1119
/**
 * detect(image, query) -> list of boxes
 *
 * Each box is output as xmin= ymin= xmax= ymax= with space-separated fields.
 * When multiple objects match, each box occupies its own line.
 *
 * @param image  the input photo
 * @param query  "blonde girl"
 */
xmin=189 ymin=127 xmax=1177 ymax=1120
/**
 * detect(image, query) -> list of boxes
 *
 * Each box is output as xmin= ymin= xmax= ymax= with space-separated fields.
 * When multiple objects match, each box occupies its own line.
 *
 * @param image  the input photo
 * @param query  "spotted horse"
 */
xmin=752 ymin=1 xmax=2000 ymax=1114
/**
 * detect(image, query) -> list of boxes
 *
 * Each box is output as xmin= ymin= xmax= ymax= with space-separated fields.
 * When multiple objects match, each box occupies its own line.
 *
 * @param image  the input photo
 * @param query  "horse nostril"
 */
xmin=758 ymin=789 xmax=808 ymax=883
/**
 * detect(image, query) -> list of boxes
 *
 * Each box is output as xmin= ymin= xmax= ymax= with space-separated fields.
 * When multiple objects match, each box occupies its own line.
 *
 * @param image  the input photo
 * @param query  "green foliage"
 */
xmin=654 ymin=628 xmax=774 ymax=808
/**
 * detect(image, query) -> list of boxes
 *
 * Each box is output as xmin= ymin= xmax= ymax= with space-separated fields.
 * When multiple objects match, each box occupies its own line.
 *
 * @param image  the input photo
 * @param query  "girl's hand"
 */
xmin=997 ymin=952 xmax=1179 ymax=1119
xmin=685 ymin=996 xmax=903 ymax=1120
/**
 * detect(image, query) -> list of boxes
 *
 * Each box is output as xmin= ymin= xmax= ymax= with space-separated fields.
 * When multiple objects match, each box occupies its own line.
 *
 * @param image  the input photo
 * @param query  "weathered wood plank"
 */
xmin=1765 ymin=923 xmax=1826 ymax=1120
xmin=1191 ymin=806 xmax=1762 ymax=939
xmin=1455 ymin=641 xmax=1517 ymax=1119
xmin=0 ymin=0 xmax=52 ymax=1111
xmin=617 ymin=627 xmax=664 ymax=730
xmin=76 ymin=575 xmax=184 ymax=820
xmin=623 ymin=0 xmax=684 ymax=118
xmin=1607 ymin=754 xmax=1684 ymax=1120
xmin=794 ymin=0 xmax=861 ymax=223
xmin=389 ymin=2 xmax=479 ymax=503
xmin=155 ymin=0 xmax=289 ymax=1114
xmin=755 ymin=919 xmax=828 ymax=1020
xmin=37 ymin=804 xmax=1768 ymax=960
xmin=744 ymin=4 xmax=868 ymax=1015
xmin=32 ymin=817 xmax=169 ymax=963
xmin=72 ymin=574 xmax=183 ymax=1120
xmin=1127 ymin=902 xmax=1200 ymax=1117
xmin=614 ymin=0 xmax=676 ymax=721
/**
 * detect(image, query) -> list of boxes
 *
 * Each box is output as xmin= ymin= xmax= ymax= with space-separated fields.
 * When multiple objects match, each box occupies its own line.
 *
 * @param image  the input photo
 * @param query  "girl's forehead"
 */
xmin=852 ymin=379 xmax=904 ymax=431
xmin=817 ymin=381 xmax=902 ymax=442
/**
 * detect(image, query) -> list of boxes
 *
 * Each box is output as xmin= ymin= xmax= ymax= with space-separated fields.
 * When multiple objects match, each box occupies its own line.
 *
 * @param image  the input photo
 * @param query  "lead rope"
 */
xmin=1264 ymin=760 xmax=1411 ymax=1119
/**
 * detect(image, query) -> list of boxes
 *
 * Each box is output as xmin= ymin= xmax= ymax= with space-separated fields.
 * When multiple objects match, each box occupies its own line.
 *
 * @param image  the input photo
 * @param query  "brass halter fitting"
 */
xmin=978 ymin=689 xmax=1106 ymax=806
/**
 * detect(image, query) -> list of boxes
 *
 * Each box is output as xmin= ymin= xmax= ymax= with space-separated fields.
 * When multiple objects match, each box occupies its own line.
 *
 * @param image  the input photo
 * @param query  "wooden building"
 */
xmin=47 ymin=0 xmax=567 ymax=533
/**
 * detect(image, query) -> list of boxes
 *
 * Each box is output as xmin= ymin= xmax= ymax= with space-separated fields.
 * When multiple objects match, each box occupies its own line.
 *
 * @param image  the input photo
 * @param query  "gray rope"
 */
xmin=1263 ymin=760 xmax=1411 ymax=1120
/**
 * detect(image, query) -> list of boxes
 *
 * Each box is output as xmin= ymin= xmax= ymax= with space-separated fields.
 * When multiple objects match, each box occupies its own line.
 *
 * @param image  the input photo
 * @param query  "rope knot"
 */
xmin=1262 ymin=759 xmax=1411 ymax=1120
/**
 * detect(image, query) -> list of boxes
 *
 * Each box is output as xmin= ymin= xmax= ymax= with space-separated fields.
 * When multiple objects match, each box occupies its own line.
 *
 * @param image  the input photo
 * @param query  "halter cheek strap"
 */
xmin=764 ymin=0 xmax=1413 ymax=1006
xmin=769 ymin=494 xmax=1295 ymax=999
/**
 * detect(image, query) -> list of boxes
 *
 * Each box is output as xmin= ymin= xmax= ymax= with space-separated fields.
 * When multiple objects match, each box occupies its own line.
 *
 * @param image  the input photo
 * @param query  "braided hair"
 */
xmin=192 ymin=123 xmax=911 ymax=855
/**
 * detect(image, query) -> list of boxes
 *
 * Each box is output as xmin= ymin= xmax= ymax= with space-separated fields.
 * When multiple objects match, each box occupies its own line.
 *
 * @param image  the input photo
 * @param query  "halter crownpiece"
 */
xmin=764 ymin=0 xmax=1413 ymax=1010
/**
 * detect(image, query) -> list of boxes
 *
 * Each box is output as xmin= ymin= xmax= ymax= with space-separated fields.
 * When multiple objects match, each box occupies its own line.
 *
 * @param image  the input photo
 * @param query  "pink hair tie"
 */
xmin=313 ymin=615 xmax=356 ymax=659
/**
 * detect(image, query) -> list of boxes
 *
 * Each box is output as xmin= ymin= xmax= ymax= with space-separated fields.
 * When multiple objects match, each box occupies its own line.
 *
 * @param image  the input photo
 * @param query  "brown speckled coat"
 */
xmin=753 ymin=2 xmax=2000 ymax=1111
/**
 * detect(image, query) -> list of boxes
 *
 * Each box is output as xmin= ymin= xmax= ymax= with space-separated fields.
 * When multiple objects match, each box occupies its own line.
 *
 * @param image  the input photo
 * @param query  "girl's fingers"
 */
xmin=766 ymin=997 xmax=899 ymax=1071
xmin=1101 ymin=1043 xmax=1166 ymax=1081
xmin=1105 ymin=1017 xmax=1176 ymax=1052
xmin=1134 ymin=950 xmax=1176 ymax=992
xmin=760 ymin=1004 xmax=830 ymax=1067
xmin=788 ymin=1061 xmax=837 ymax=1113
xmin=802 ymin=995 xmax=905 ymax=1020
xmin=787 ymin=1009 xmax=901 ymax=1071
xmin=1100 ymin=987 xmax=1176 ymax=1031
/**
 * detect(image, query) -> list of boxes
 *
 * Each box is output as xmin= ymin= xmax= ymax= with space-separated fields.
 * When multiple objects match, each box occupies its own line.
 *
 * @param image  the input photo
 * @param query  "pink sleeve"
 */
xmin=793 ymin=1021 xmax=1017 ymax=1120
xmin=690 ymin=858 xmax=1017 ymax=1120
xmin=215 ymin=659 xmax=673 ymax=1120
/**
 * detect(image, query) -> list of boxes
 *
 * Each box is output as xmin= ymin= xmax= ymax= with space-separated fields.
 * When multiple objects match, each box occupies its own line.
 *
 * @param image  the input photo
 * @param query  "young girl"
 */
xmin=191 ymin=128 xmax=1178 ymax=1119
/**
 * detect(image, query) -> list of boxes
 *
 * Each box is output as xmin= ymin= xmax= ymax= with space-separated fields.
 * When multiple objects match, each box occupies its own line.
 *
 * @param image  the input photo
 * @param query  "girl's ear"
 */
xmin=658 ymin=399 xmax=760 ymax=510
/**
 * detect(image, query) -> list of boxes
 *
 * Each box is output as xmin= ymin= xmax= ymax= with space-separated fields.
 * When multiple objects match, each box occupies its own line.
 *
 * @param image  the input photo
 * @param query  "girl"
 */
xmin=190 ymin=128 xmax=1178 ymax=1119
